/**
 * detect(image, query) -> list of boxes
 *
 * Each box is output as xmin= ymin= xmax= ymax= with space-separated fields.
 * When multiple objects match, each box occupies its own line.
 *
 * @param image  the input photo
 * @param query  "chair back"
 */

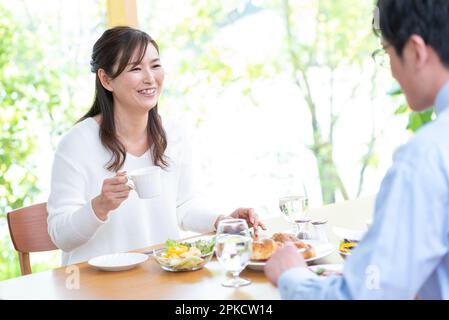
xmin=7 ymin=202 xmax=57 ymax=275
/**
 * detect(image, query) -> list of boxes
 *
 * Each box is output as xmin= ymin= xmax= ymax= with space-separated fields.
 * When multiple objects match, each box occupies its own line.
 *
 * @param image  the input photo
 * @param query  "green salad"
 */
xmin=155 ymin=237 xmax=216 ymax=271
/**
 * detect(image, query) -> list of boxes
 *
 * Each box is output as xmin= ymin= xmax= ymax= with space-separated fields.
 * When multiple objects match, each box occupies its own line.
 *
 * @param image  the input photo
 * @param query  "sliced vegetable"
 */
xmin=315 ymin=268 xmax=326 ymax=276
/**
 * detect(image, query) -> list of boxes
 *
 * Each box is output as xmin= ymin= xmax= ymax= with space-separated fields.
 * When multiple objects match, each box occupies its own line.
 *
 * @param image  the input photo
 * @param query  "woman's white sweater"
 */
xmin=47 ymin=117 xmax=219 ymax=265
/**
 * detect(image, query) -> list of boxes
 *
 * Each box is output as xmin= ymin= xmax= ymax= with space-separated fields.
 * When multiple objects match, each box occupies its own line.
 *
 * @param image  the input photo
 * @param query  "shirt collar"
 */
xmin=435 ymin=80 xmax=449 ymax=116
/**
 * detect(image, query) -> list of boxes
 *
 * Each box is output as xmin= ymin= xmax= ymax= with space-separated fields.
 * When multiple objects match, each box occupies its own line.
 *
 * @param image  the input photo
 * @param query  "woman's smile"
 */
xmin=137 ymin=87 xmax=157 ymax=97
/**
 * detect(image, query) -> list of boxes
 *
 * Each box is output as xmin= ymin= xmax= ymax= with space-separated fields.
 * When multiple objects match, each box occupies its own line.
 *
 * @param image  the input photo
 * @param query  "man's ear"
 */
xmin=98 ymin=69 xmax=113 ymax=92
xmin=408 ymin=34 xmax=429 ymax=70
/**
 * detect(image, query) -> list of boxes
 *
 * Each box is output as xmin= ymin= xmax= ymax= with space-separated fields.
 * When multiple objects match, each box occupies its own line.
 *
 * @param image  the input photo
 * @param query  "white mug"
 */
xmin=126 ymin=166 xmax=162 ymax=199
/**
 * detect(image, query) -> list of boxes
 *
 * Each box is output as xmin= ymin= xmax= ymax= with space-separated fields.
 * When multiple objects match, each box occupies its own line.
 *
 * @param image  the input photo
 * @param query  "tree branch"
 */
xmin=357 ymin=68 xmax=381 ymax=197
xmin=282 ymin=0 xmax=320 ymax=137
xmin=329 ymin=67 xmax=335 ymax=144
xmin=335 ymin=168 xmax=349 ymax=200
xmin=20 ymin=0 xmax=37 ymax=30
xmin=219 ymin=1 xmax=263 ymax=28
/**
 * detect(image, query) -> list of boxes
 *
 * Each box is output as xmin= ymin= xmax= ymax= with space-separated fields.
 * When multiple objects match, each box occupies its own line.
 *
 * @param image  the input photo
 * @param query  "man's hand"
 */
xmin=264 ymin=243 xmax=307 ymax=286
xmin=214 ymin=207 xmax=267 ymax=237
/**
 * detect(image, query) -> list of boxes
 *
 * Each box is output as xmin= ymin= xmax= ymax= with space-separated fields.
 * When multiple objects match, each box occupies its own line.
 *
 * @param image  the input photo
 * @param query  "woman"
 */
xmin=47 ymin=26 xmax=265 ymax=265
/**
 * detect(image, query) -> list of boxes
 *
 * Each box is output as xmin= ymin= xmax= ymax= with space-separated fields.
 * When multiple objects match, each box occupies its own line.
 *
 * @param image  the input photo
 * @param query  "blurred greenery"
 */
xmin=388 ymin=84 xmax=435 ymax=132
xmin=279 ymin=0 xmax=382 ymax=203
xmin=0 ymin=234 xmax=20 ymax=281
xmin=149 ymin=0 xmax=383 ymax=203
xmin=0 ymin=4 xmax=66 ymax=280
xmin=1 ymin=6 xmax=39 ymax=216
xmin=0 ymin=233 xmax=60 ymax=281
xmin=0 ymin=1 xmax=105 ymax=281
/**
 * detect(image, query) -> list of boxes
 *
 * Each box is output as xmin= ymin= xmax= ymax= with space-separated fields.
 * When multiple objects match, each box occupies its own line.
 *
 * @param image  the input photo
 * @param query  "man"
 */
xmin=265 ymin=0 xmax=449 ymax=299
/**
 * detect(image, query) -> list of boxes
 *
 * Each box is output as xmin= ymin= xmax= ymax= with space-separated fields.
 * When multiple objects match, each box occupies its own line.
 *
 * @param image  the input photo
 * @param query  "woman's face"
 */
xmin=107 ymin=43 xmax=164 ymax=113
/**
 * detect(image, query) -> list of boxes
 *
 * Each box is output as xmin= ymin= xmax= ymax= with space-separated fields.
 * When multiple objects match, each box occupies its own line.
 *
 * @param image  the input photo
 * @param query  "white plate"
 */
xmin=309 ymin=264 xmax=344 ymax=277
xmin=88 ymin=252 xmax=148 ymax=272
xmin=246 ymin=243 xmax=336 ymax=271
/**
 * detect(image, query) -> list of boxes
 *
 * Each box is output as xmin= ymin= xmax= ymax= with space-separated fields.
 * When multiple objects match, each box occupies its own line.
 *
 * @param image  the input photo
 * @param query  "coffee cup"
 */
xmin=126 ymin=166 xmax=162 ymax=199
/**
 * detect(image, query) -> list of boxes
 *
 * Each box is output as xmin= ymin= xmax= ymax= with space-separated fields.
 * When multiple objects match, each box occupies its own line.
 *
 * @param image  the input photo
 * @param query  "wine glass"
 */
xmin=215 ymin=219 xmax=253 ymax=288
xmin=279 ymin=194 xmax=309 ymax=234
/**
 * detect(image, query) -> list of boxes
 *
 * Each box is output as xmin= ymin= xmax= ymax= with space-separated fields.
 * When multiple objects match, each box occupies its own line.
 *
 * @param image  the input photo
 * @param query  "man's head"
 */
xmin=375 ymin=0 xmax=449 ymax=111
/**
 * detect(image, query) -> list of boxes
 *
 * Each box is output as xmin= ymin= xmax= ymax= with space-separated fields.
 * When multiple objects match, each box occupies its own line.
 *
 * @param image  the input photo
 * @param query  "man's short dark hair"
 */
xmin=376 ymin=0 xmax=449 ymax=68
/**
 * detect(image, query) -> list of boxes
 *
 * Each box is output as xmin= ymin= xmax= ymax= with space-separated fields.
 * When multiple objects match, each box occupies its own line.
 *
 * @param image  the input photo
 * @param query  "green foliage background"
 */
xmin=388 ymin=85 xmax=434 ymax=132
xmin=0 ymin=4 xmax=69 ymax=280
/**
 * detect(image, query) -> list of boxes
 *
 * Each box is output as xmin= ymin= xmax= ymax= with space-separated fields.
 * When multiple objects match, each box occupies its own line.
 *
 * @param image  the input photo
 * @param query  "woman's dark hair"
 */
xmin=79 ymin=26 xmax=168 ymax=172
xmin=375 ymin=0 xmax=449 ymax=68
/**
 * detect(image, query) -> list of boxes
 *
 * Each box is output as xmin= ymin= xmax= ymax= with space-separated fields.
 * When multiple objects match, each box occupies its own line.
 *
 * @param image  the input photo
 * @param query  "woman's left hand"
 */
xmin=214 ymin=207 xmax=267 ymax=237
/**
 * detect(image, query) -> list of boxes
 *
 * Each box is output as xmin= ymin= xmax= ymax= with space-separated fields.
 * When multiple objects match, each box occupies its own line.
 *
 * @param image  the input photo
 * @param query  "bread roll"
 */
xmin=270 ymin=233 xmax=316 ymax=260
xmin=293 ymin=241 xmax=308 ymax=249
xmin=251 ymin=238 xmax=279 ymax=261
xmin=251 ymin=232 xmax=316 ymax=261
xmin=302 ymin=245 xmax=316 ymax=260
xmin=271 ymin=232 xmax=298 ymax=243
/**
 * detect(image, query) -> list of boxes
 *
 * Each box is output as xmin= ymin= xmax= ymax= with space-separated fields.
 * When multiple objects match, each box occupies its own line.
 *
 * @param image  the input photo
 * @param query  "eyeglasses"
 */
xmin=372 ymin=44 xmax=391 ymax=67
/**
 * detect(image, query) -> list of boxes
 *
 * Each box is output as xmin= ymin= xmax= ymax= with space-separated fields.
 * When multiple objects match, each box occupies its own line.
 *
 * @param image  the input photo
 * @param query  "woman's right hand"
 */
xmin=92 ymin=171 xmax=131 ymax=220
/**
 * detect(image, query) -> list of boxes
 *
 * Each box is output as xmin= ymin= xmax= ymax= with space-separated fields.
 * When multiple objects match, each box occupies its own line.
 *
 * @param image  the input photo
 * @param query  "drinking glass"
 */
xmin=215 ymin=219 xmax=252 ymax=288
xmin=279 ymin=195 xmax=309 ymax=234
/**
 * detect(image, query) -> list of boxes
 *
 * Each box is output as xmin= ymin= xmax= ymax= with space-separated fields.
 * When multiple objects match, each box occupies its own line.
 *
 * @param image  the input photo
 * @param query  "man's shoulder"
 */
xmin=395 ymin=113 xmax=449 ymax=164
xmin=409 ymin=112 xmax=449 ymax=147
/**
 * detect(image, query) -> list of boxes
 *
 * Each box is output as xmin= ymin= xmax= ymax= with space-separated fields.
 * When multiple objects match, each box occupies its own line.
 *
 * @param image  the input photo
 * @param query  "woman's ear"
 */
xmin=98 ymin=69 xmax=113 ymax=92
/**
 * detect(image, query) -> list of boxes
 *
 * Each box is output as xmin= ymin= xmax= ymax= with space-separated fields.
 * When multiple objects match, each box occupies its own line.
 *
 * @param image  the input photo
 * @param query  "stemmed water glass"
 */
xmin=215 ymin=219 xmax=253 ymax=288
xmin=279 ymin=195 xmax=309 ymax=233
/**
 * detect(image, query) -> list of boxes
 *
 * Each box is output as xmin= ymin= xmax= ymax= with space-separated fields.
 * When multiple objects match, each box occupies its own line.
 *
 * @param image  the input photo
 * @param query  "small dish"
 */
xmin=338 ymin=238 xmax=359 ymax=260
xmin=153 ymin=249 xmax=213 ymax=272
xmin=333 ymin=227 xmax=364 ymax=260
xmin=88 ymin=252 xmax=148 ymax=272
xmin=153 ymin=236 xmax=216 ymax=272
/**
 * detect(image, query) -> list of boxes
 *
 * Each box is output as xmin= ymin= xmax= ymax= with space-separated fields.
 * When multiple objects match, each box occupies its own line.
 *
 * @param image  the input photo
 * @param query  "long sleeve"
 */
xmin=46 ymin=117 xmax=220 ymax=266
xmin=278 ymin=141 xmax=449 ymax=299
xmin=175 ymin=135 xmax=221 ymax=234
xmin=47 ymin=138 xmax=108 ymax=253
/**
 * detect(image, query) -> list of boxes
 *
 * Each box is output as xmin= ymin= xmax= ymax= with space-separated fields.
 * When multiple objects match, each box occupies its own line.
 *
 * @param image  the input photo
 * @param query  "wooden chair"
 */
xmin=7 ymin=202 xmax=58 ymax=275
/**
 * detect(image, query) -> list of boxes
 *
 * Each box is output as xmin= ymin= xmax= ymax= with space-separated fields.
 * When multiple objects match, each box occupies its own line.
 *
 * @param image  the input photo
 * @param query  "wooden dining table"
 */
xmin=0 ymin=196 xmax=375 ymax=300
